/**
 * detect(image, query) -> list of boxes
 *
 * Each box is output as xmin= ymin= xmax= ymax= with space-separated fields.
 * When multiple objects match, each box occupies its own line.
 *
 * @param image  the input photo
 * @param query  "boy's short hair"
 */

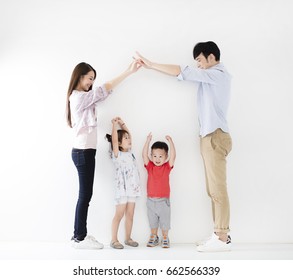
xmin=193 ymin=41 xmax=220 ymax=61
xmin=151 ymin=141 xmax=169 ymax=153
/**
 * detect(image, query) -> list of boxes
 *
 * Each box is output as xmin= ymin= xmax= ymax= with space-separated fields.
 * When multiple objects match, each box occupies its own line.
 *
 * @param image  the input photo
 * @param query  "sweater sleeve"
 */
xmin=75 ymin=85 xmax=112 ymax=112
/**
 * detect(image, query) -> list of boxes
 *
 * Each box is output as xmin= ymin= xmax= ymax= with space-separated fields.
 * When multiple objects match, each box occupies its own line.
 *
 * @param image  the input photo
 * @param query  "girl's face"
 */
xmin=119 ymin=133 xmax=132 ymax=151
xmin=76 ymin=70 xmax=95 ymax=91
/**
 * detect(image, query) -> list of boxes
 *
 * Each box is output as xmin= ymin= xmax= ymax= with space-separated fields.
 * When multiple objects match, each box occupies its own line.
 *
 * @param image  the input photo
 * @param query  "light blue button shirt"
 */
xmin=177 ymin=63 xmax=231 ymax=137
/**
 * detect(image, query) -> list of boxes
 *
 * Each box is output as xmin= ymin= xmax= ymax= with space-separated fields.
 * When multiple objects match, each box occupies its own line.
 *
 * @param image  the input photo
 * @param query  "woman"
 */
xmin=66 ymin=60 xmax=141 ymax=249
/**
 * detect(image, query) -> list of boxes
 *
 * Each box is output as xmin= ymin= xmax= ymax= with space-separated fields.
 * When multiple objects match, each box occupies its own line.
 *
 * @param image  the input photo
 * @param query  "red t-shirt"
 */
xmin=145 ymin=161 xmax=173 ymax=198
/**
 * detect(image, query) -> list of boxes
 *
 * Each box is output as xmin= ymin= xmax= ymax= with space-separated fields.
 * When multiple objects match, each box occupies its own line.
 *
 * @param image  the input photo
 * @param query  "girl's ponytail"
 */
xmin=105 ymin=134 xmax=113 ymax=157
xmin=105 ymin=134 xmax=112 ymax=143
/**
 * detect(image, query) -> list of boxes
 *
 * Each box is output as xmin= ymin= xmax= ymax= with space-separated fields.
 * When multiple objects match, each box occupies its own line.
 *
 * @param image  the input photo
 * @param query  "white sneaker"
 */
xmin=197 ymin=233 xmax=231 ymax=252
xmin=71 ymin=235 xmax=104 ymax=249
xmin=195 ymin=236 xmax=210 ymax=246
xmin=195 ymin=233 xmax=232 ymax=246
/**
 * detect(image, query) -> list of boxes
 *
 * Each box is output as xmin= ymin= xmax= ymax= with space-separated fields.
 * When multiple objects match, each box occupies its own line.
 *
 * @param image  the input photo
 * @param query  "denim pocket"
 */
xmin=72 ymin=150 xmax=86 ymax=167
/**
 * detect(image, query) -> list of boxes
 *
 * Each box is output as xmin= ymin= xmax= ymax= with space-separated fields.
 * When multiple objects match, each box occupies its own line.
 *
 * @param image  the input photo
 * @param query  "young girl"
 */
xmin=66 ymin=61 xmax=141 ymax=249
xmin=105 ymin=117 xmax=141 ymax=249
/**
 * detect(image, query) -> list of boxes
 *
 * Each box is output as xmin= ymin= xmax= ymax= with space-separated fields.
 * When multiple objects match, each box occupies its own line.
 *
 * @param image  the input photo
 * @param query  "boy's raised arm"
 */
xmin=166 ymin=135 xmax=176 ymax=167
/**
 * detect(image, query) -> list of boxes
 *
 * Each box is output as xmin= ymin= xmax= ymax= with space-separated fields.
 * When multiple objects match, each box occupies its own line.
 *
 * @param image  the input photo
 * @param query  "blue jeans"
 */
xmin=71 ymin=148 xmax=96 ymax=241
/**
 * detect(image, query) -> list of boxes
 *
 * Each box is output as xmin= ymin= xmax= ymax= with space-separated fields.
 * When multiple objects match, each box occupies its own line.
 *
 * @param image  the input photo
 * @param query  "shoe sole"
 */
xmin=197 ymin=246 xmax=231 ymax=252
xmin=72 ymin=244 xmax=104 ymax=250
xmin=162 ymin=240 xmax=170 ymax=248
xmin=125 ymin=242 xmax=139 ymax=247
xmin=147 ymin=243 xmax=159 ymax=247
xmin=110 ymin=242 xmax=124 ymax=249
xmin=111 ymin=245 xmax=124 ymax=249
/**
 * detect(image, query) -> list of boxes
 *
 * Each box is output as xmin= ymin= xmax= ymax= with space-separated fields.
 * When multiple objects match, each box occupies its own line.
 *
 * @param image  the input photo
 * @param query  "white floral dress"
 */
xmin=112 ymin=151 xmax=141 ymax=199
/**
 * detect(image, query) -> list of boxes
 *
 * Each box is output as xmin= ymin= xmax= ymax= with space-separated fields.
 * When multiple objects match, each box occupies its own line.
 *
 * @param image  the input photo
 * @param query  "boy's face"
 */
xmin=151 ymin=148 xmax=168 ymax=166
xmin=195 ymin=53 xmax=214 ymax=69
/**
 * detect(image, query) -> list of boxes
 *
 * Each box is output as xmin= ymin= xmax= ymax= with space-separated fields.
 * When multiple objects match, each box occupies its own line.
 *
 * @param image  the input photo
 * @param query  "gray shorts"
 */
xmin=147 ymin=198 xmax=171 ymax=230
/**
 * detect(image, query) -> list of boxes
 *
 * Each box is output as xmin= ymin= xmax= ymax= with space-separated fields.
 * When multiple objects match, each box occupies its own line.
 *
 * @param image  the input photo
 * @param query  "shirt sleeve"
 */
xmin=177 ymin=65 xmax=218 ymax=85
xmin=165 ymin=162 xmax=173 ymax=171
xmin=144 ymin=161 xmax=153 ymax=171
xmin=112 ymin=151 xmax=121 ymax=161
xmin=75 ymin=84 xmax=112 ymax=112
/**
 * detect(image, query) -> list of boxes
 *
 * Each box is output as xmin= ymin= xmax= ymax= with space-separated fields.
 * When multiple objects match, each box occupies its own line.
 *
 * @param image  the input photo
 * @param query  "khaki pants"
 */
xmin=200 ymin=129 xmax=232 ymax=234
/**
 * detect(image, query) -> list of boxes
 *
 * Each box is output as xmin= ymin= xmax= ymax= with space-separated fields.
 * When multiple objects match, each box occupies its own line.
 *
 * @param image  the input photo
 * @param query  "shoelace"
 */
xmin=148 ymin=235 xmax=158 ymax=244
xmin=162 ymin=238 xmax=169 ymax=244
xmin=86 ymin=236 xmax=99 ymax=243
xmin=149 ymin=235 xmax=157 ymax=241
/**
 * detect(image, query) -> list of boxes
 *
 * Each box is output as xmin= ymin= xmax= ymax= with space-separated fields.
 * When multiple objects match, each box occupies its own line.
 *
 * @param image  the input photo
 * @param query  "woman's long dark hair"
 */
xmin=66 ymin=62 xmax=96 ymax=127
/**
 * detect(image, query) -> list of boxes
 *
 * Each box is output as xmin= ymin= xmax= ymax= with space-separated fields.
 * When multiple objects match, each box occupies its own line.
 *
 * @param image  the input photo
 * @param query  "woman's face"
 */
xmin=77 ymin=70 xmax=95 ymax=91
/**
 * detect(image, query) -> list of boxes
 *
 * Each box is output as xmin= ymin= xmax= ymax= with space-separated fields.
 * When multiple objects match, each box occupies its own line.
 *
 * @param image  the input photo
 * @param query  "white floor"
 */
xmin=1 ymin=242 xmax=293 ymax=280
xmin=0 ymin=241 xmax=293 ymax=260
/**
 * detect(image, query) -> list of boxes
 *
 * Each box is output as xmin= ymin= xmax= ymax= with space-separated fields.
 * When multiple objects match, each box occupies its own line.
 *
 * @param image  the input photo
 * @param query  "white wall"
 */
xmin=0 ymin=0 xmax=292 ymax=244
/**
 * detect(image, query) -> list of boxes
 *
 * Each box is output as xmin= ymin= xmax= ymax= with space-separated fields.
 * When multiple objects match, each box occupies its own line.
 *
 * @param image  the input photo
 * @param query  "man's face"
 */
xmin=195 ymin=53 xmax=213 ymax=69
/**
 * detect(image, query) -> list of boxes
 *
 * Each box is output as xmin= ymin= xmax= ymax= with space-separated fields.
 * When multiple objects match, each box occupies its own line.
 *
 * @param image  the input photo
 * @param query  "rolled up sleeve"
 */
xmin=93 ymin=84 xmax=112 ymax=102
xmin=76 ymin=85 xmax=112 ymax=112
xmin=177 ymin=65 xmax=217 ymax=85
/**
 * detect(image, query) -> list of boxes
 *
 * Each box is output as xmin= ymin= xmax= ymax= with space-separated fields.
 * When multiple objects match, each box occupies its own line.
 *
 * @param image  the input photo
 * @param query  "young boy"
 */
xmin=142 ymin=133 xmax=176 ymax=248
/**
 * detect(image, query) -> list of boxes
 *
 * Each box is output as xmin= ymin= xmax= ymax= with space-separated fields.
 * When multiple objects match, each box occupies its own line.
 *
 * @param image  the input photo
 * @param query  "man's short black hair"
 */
xmin=151 ymin=141 xmax=169 ymax=153
xmin=193 ymin=41 xmax=220 ymax=61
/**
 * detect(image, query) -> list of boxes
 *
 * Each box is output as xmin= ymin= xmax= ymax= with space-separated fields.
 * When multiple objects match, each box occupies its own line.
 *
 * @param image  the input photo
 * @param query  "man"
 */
xmin=135 ymin=41 xmax=232 ymax=252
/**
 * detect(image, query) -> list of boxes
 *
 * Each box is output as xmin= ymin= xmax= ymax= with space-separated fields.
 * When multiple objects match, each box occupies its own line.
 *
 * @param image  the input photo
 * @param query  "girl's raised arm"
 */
xmin=142 ymin=133 xmax=152 ymax=166
xmin=117 ymin=117 xmax=131 ymax=138
xmin=111 ymin=118 xmax=120 ymax=158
